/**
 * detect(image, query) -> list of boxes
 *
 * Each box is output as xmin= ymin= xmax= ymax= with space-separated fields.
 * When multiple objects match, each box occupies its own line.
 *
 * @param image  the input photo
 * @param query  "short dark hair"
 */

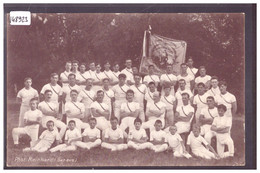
xmin=180 ymin=63 xmax=187 ymax=67
xmin=24 ymin=77 xmax=32 ymax=82
xmin=89 ymin=117 xmax=97 ymax=123
xmin=118 ymin=73 xmax=126 ymax=79
xmin=134 ymin=117 xmax=142 ymax=124
xmin=68 ymin=73 xmax=76 ymax=78
xmin=217 ymin=104 xmax=227 ymax=112
xmin=44 ymin=89 xmax=53 ymax=95
xmin=155 ymin=119 xmax=162 ymax=125
xmin=68 ymin=120 xmax=76 ymax=125
xmin=199 ymin=66 xmax=206 ymax=70
xmin=133 ymin=73 xmax=141 ymax=77
xmin=110 ymin=117 xmax=118 ymax=122
xmin=97 ymin=90 xmax=104 ymax=95
xmin=46 ymin=120 xmax=54 ymax=126
xmin=70 ymin=89 xmax=78 ymax=94
xmin=102 ymin=78 xmax=110 ymax=82
xmin=80 ymin=63 xmax=87 ymax=67
xmin=50 ymin=73 xmax=58 ymax=78
xmin=219 ymin=80 xmax=227 ymax=87
xmin=207 ymin=96 xmax=215 ymax=101
xmin=179 ymin=79 xmax=186 ymax=83
xmin=30 ymin=97 xmax=38 ymax=102
xmin=181 ymin=92 xmax=190 ymax=98
xmin=197 ymin=82 xmax=205 ymax=87
xmin=126 ymin=89 xmax=134 ymax=95
xmin=211 ymin=76 xmax=219 ymax=81
xmin=148 ymin=82 xmax=155 ymax=86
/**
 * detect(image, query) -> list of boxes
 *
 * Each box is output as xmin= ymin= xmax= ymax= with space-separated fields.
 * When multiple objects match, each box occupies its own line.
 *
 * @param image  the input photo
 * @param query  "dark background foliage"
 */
xmin=6 ymin=13 xmax=244 ymax=114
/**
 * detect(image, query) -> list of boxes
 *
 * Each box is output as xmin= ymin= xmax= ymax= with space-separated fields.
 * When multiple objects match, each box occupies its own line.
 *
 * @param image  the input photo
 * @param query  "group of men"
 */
xmin=12 ymin=58 xmax=237 ymax=159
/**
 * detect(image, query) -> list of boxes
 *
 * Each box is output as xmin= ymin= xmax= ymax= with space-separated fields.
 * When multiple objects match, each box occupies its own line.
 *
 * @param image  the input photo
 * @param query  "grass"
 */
xmin=5 ymin=100 xmax=245 ymax=168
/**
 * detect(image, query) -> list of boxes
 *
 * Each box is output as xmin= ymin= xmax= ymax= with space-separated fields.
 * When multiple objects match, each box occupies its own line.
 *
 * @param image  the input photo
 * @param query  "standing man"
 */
xmin=86 ymin=62 xmax=96 ymax=80
xmin=143 ymin=65 xmax=160 ymax=88
xmin=177 ymin=63 xmax=195 ymax=91
xmin=92 ymin=64 xmax=105 ymax=93
xmin=102 ymin=78 xmax=115 ymax=119
xmin=103 ymin=61 xmax=114 ymax=84
xmin=186 ymin=58 xmax=198 ymax=79
xmin=77 ymin=63 xmax=88 ymax=89
xmin=71 ymin=60 xmax=80 ymax=80
xmin=60 ymin=61 xmax=72 ymax=87
xmin=144 ymin=82 xmax=158 ymax=105
xmin=206 ymin=76 xmax=221 ymax=99
xmin=175 ymin=79 xmax=193 ymax=107
xmin=121 ymin=59 xmax=134 ymax=86
xmin=62 ymin=73 xmax=81 ymax=103
xmin=160 ymin=64 xmax=177 ymax=96
xmin=195 ymin=66 xmax=211 ymax=91
xmin=110 ymin=63 xmax=121 ymax=86
xmin=17 ymin=77 xmax=39 ymax=127
xmin=111 ymin=74 xmax=129 ymax=121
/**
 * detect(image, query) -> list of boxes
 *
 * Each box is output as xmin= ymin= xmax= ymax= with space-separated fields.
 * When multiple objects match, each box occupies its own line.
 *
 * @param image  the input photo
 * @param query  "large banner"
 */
xmin=139 ymin=31 xmax=187 ymax=76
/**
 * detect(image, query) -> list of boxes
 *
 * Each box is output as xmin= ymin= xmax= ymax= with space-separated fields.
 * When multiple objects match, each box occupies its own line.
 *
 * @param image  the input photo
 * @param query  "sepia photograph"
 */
xmin=4 ymin=4 xmax=256 ymax=168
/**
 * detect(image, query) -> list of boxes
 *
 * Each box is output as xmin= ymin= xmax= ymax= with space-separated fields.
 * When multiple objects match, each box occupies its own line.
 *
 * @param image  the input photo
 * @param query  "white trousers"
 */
xmin=18 ymin=105 xmax=30 ymax=127
xmin=66 ymin=117 xmax=89 ymax=131
xmin=75 ymin=139 xmax=102 ymax=149
xmin=12 ymin=125 xmax=39 ymax=147
xmin=172 ymin=144 xmax=192 ymax=158
xmin=127 ymin=141 xmax=153 ymax=150
xmin=101 ymin=142 xmax=128 ymax=151
xmin=175 ymin=122 xmax=191 ymax=134
xmin=192 ymin=147 xmax=216 ymax=159
xmin=42 ymin=116 xmax=67 ymax=138
xmin=165 ymin=109 xmax=174 ymax=128
xmin=120 ymin=117 xmax=136 ymax=132
xmin=216 ymin=136 xmax=234 ymax=158
xmin=50 ymin=142 xmax=77 ymax=152
xmin=95 ymin=117 xmax=110 ymax=131
xmin=142 ymin=118 xmax=165 ymax=132
xmin=31 ymin=140 xmax=51 ymax=152
xmin=151 ymin=144 xmax=168 ymax=153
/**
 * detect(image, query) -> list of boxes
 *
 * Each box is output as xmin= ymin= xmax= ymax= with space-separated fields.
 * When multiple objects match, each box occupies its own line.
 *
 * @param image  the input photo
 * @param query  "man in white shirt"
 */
xmin=142 ymin=92 xmax=166 ymax=132
xmin=193 ymin=83 xmax=209 ymax=123
xmin=150 ymin=120 xmax=168 ymax=152
xmin=92 ymin=64 xmax=106 ymax=93
xmin=71 ymin=60 xmax=80 ymax=79
xmin=121 ymin=59 xmax=134 ymax=86
xmin=119 ymin=89 xmax=140 ymax=132
xmin=60 ymin=61 xmax=72 ymax=87
xmin=76 ymin=63 xmax=88 ymax=89
xmin=206 ymin=76 xmax=221 ymax=99
xmin=175 ymin=79 xmax=193 ymax=107
xmin=103 ymin=61 xmax=114 ymax=84
xmin=215 ymin=81 xmax=237 ymax=127
xmin=65 ymin=90 xmax=89 ymax=131
xmin=160 ymin=64 xmax=177 ymax=96
xmin=12 ymin=98 xmax=42 ymax=147
xmin=38 ymin=90 xmax=67 ymax=139
xmin=90 ymin=90 xmax=110 ymax=131
xmin=195 ymin=66 xmax=211 ymax=91
xmin=17 ymin=77 xmax=39 ymax=127
xmin=186 ymin=58 xmax=198 ymax=79
xmin=144 ymin=82 xmax=157 ymax=105
xmin=129 ymin=73 xmax=147 ymax=122
xmin=177 ymin=63 xmax=195 ymax=91
xmin=143 ymin=65 xmax=160 ymax=87
xmin=211 ymin=104 xmax=234 ymax=158
xmin=62 ymin=73 xmax=82 ymax=103
xmin=111 ymin=73 xmax=129 ymax=121
xmin=78 ymin=79 xmax=96 ymax=122
xmin=199 ymin=96 xmax=218 ymax=144
xmin=110 ymin=63 xmax=121 ymax=86
xmin=86 ymin=62 xmax=96 ymax=80
xmin=102 ymin=78 xmax=115 ymax=118
xmin=101 ymin=117 xmax=128 ymax=151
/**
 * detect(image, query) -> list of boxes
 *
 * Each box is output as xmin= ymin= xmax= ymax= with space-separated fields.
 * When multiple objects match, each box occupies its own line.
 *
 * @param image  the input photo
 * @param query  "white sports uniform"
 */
xmin=110 ymin=71 xmax=120 ymax=85
xmin=119 ymin=101 xmax=140 ymax=132
xmin=193 ymin=93 xmax=209 ymax=122
xmin=200 ymin=107 xmax=218 ymax=144
xmin=65 ymin=101 xmax=89 ymax=130
xmin=26 ymin=129 xmax=61 ymax=152
xmin=142 ymin=101 xmax=166 ymax=131
xmin=40 ymin=83 xmax=62 ymax=104
xmin=121 ymin=68 xmax=134 ymax=85
xmin=101 ymin=127 xmax=128 ymax=151
xmin=12 ymin=109 xmax=42 ymax=147
xmin=78 ymin=89 xmax=96 ymax=119
xmin=103 ymin=70 xmax=114 ymax=83
xmin=102 ymin=88 xmax=115 ymax=118
xmin=75 ymin=127 xmax=101 ymax=149
xmin=161 ymin=95 xmax=176 ymax=127
xmin=92 ymin=72 xmax=106 ymax=93
xmin=144 ymin=90 xmax=157 ymax=105
xmin=212 ymin=116 xmax=234 ymax=158
xmin=38 ymin=101 xmax=67 ymax=138
xmin=160 ymin=73 xmax=177 ymax=96
xmin=76 ymin=72 xmax=89 ymax=89
xmin=150 ymin=130 xmax=168 ymax=152
xmin=50 ymin=128 xmax=82 ymax=152
xmin=62 ymin=84 xmax=82 ymax=102
xmin=129 ymin=84 xmax=147 ymax=122
xmin=90 ymin=101 xmax=110 ymax=131
xmin=112 ymin=84 xmax=129 ymax=121
xmin=195 ymin=75 xmax=212 ymax=86
xmin=215 ymin=92 xmax=236 ymax=118
xmin=175 ymin=105 xmax=194 ymax=134
xmin=17 ymin=87 xmax=39 ymax=127
xmin=206 ymin=87 xmax=221 ymax=99
xmin=127 ymin=128 xmax=152 ymax=150
xmin=166 ymin=133 xmax=192 ymax=158
xmin=175 ymin=89 xmax=193 ymax=107
xmin=143 ymin=75 xmax=160 ymax=85
xmin=187 ymin=67 xmax=198 ymax=79
xmin=187 ymin=131 xmax=216 ymax=159
xmin=86 ymin=70 xmax=96 ymax=80
xmin=60 ymin=71 xmax=70 ymax=87
xmin=177 ymin=74 xmax=194 ymax=90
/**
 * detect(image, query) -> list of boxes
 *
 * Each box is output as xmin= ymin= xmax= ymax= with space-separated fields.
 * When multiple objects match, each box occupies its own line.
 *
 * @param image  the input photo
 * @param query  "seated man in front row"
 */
xmin=101 ymin=117 xmax=128 ymax=151
xmin=150 ymin=120 xmax=168 ymax=153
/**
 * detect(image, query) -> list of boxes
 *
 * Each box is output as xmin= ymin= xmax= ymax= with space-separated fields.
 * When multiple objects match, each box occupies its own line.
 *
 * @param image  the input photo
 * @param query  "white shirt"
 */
xmin=166 ymin=133 xmax=183 ymax=149
xmin=62 ymin=84 xmax=81 ymax=102
xmin=65 ymin=128 xmax=81 ymax=141
xmin=187 ymin=132 xmax=208 ymax=151
xmin=17 ymin=87 xmax=39 ymax=106
xmin=82 ymin=127 xmax=100 ymax=139
xmin=65 ymin=101 xmax=85 ymax=118
xmin=160 ymin=73 xmax=177 ymax=83
xmin=177 ymin=74 xmax=194 ymax=89
xmin=121 ymin=101 xmax=140 ymax=113
xmin=150 ymin=130 xmax=167 ymax=142
xmin=146 ymin=101 xmax=166 ymax=120
xmin=38 ymin=101 xmax=58 ymax=116
xmin=128 ymin=128 xmax=147 ymax=140
xmin=76 ymin=72 xmax=88 ymax=86
xmin=78 ymin=89 xmax=96 ymax=108
xmin=102 ymin=88 xmax=115 ymax=106
xmin=60 ymin=71 xmax=70 ymax=87
xmin=121 ymin=68 xmax=134 ymax=84
xmin=39 ymin=129 xmax=60 ymax=147
xmin=206 ymin=87 xmax=221 ymax=98
xmin=143 ymin=75 xmax=160 ymax=84
xmin=175 ymin=89 xmax=193 ymax=107
xmin=103 ymin=70 xmax=114 ymax=82
xmin=144 ymin=90 xmax=156 ymax=104
xmin=201 ymin=107 xmax=218 ymax=120
xmin=176 ymin=105 xmax=194 ymax=123
xmin=90 ymin=101 xmax=110 ymax=113
xmin=92 ymin=72 xmax=106 ymax=83
xmin=195 ymin=75 xmax=211 ymax=85
xmin=40 ymin=83 xmax=62 ymax=103
xmin=129 ymin=84 xmax=147 ymax=107
xmin=86 ymin=70 xmax=96 ymax=80
xmin=112 ymin=84 xmax=129 ymax=104
xmin=215 ymin=92 xmax=236 ymax=111
xmin=187 ymin=67 xmax=198 ymax=79
xmin=110 ymin=71 xmax=120 ymax=84
xmin=161 ymin=95 xmax=176 ymax=110
xmin=193 ymin=93 xmax=209 ymax=109
xmin=212 ymin=116 xmax=232 ymax=143
xmin=104 ymin=127 xmax=124 ymax=140
xmin=24 ymin=109 xmax=42 ymax=122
